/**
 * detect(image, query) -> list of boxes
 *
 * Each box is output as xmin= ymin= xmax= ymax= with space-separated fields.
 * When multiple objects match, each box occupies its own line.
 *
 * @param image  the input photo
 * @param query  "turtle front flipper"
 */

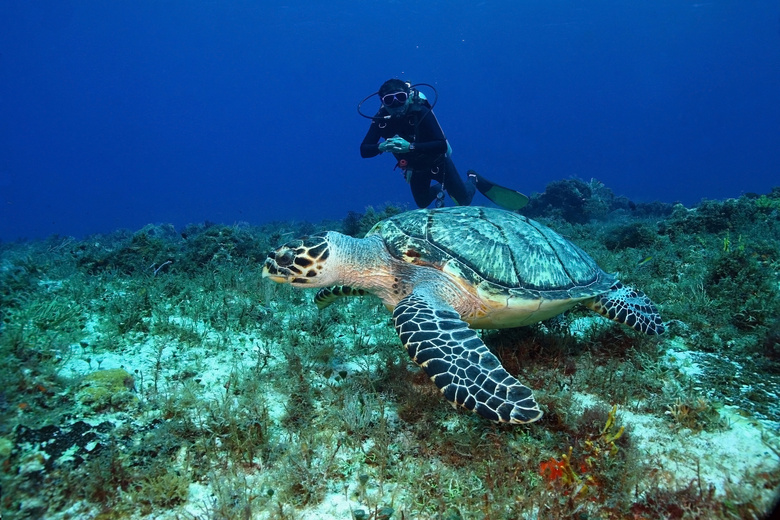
xmin=314 ymin=286 xmax=367 ymax=310
xmin=392 ymin=290 xmax=542 ymax=424
xmin=586 ymin=282 xmax=665 ymax=335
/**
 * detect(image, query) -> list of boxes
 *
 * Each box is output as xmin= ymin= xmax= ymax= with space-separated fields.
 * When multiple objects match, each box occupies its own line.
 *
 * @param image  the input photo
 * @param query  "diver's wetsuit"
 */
xmin=360 ymin=103 xmax=475 ymax=208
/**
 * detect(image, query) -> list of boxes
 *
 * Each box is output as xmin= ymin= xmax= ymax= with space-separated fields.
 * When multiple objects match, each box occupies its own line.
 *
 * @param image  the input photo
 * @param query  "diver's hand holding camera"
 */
xmin=379 ymin=136 xmax=411 ymax=153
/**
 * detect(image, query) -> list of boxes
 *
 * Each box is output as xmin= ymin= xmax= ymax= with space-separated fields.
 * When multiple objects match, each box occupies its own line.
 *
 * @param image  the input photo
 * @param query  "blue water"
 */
xmin=1 ymin=1 xmax=779 ymax=241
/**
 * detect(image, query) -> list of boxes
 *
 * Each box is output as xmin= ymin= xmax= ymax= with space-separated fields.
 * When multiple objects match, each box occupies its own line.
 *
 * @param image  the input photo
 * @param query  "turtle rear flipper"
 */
xmin=392 ymin=289 xmax=542 ymax=424
xmin=586 ymin=282 xmax=665 ymax=335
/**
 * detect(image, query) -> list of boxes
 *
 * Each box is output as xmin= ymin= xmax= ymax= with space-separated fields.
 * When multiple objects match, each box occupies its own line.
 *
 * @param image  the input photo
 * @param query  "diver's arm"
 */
xmin=360 ymin=122 xmax=384 ymax=158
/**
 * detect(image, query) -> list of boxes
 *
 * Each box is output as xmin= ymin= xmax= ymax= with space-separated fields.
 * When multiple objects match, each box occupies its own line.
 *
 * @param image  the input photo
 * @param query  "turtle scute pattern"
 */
xmin=376 ymin=207 xmax=606 ymax=293
xmin=393 ymin=291 xmax=542 ymax=424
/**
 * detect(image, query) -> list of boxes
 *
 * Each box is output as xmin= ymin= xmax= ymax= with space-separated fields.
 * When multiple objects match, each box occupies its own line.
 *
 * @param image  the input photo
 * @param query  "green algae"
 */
xmin=76 ymin=368 xmax=137 ymax=412
xmin=0 ymin=185 xmax=779 ymax=519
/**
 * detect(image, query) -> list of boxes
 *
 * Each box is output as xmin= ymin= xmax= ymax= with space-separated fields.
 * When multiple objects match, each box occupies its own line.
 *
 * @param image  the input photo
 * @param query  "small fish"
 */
xmin=637 ymin=255 xmax=653 ymax=267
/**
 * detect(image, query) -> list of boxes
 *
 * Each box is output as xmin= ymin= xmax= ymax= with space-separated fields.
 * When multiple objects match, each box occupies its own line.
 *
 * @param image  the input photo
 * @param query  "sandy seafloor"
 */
xmin=54 ymin=315 xmax=780 ymax=519
xmin=2 ymin=187 xmax=780 ymax=519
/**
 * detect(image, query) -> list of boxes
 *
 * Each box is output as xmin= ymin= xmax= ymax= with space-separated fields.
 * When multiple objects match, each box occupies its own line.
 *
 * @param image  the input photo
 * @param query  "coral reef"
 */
xmin=521 ymin=177 xmax=673 ymax=224
xmin=1 ymin=185 xmax=779 ymax=518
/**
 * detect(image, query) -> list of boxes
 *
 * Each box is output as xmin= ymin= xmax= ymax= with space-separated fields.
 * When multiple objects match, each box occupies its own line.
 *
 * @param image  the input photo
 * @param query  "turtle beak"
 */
xmin=262 ymin=253 xmax=294 ymax=284
xmin=261 ymin=266 xmax=289 ymax=284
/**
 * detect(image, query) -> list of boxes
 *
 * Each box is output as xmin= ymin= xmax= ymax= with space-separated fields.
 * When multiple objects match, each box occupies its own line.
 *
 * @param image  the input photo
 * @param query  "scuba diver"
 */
xmin=359 ymin=78 xmax=528 ymax=210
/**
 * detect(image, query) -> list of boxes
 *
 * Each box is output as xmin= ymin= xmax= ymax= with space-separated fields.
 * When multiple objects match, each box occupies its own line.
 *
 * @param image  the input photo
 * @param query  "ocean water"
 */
xmin=1 ymin=1 xmax=779 ymax=241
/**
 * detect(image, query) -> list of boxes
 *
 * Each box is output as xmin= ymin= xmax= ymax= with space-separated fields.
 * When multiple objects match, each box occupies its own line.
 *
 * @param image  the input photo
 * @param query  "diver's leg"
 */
xmin=444 ymin=157 xmax=476 ymax=206
xmin=408 ymin=169 xmax=439 ymax=208
xmin=468 ymin=170 xmax=529 ymax=211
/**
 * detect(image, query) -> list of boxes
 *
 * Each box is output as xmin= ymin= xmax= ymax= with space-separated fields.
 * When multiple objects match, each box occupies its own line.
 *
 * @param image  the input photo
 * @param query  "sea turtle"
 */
xmin=262 ymin=206 xmax=664 ymax=424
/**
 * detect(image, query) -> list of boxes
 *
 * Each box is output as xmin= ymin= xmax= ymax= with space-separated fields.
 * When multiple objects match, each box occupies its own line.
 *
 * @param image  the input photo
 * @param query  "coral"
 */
xmin=342 ymin=204 xmax=405 ymax=237
xmin=755 ymin=191 xmax=780 ymax=211
xmin=523 ymin=178 xmax=594 ymax=223
xmin=664 ymin=397 xmax=724 ymax=432
xmin=631 ymin=200 xmax=675 ymax=218
xmin=522 ymin=177 xmax=639 ymax=224
xmin=75 ymin=227 xmax=178 ymax=275
xmin=134 ymin=466 xmax=190 ymax=513
xmin=539 ymin=446 xmax=589 ymax=493
xmin=659 ymin=196 xmax=763 ymax=238
xmin=538 ymin=404 xmax=630 ymax=503
xmin=76 ymin=368 xmax=137 ymax=412
xmin=705 ymin=247 xmax=779 ymax=330
xmin=180 ymin=223 xmax=267 ymax=269
xmin=602 ymin=221 xmax=657 ymax=251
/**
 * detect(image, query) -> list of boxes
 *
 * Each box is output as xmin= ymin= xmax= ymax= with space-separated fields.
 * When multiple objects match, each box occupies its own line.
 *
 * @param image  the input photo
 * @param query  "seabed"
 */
xmin=1 ymin=180 xmax=779 ymax=519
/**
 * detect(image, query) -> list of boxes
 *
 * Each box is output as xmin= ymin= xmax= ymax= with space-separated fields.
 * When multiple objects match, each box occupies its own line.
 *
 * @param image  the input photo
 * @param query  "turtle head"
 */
xmin=263 ymin=232 xmax=335 ymax=287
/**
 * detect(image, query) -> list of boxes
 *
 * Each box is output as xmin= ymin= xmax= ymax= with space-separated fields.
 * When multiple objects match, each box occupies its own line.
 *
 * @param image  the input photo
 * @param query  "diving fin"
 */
xmin=468 ymin=171 xmax=529 ymax=211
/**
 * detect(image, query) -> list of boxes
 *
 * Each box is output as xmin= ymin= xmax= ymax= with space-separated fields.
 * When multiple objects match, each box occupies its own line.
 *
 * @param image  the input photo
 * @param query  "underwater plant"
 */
xmin=1 ymin=183 xmax=779 ymax=519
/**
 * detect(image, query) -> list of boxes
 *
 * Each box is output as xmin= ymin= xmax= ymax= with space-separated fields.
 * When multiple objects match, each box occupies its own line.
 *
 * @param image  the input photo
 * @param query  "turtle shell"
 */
xmin=367 ymin=206 xmax=616 ymax=301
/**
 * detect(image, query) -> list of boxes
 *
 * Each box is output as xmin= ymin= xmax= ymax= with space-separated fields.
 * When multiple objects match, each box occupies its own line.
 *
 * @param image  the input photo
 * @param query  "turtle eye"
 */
xmin=276 ymin=249 xmax=295 ymax=267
